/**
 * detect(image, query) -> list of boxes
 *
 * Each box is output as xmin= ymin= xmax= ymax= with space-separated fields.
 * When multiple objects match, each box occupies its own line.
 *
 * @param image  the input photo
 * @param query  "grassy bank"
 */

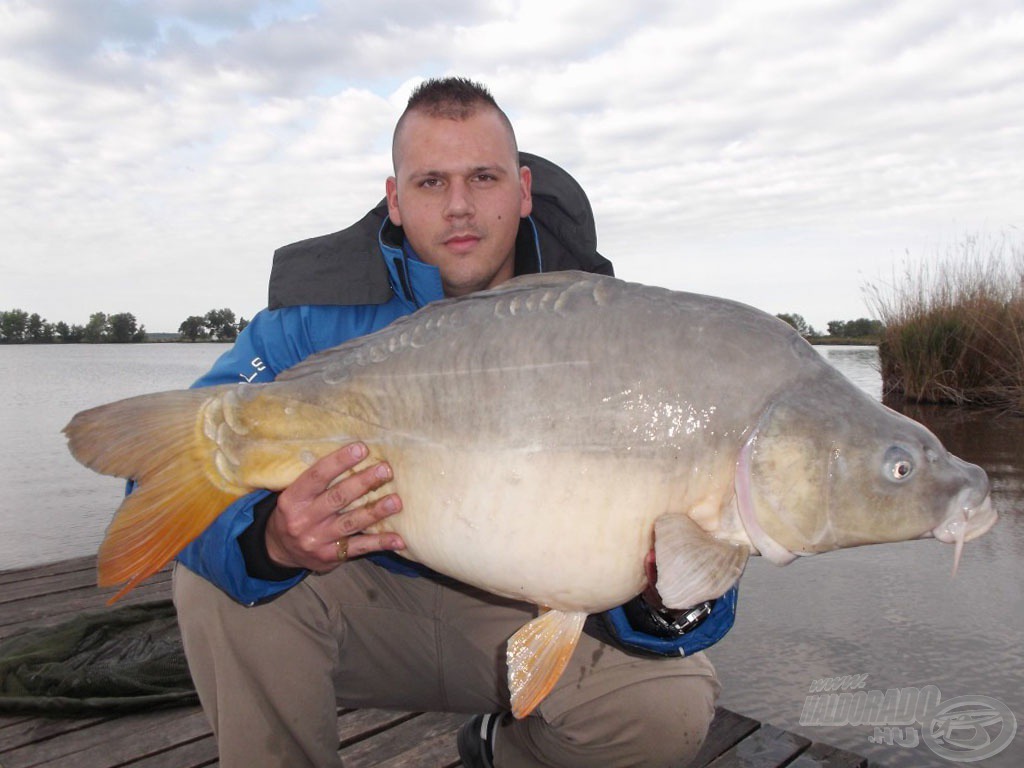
xmin=808 ymin=336 xmax=880 ymax=346
xmin=866 ymin=234 xmax=1024 ymax=414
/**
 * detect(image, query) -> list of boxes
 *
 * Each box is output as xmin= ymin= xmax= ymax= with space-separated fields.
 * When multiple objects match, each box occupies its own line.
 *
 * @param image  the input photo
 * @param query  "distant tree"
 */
xmin=237 ymin=316 xmax=249 ymax=334
xmin=205 ymin=308 xmax=238 ymax=341
xmin=776 ymin=312 xmax=812 ymax=337
xmin=826 ymin=318 xmax=884 ymax=338
xmin=847 ymin=318 xmax=883 ymax=337
xmin=27 ymin=313 xmax=44 ymax=341
xmin=27 ymin=313 xmax=57 ymax=343
xmin=179 ymin=315 xmax=208 ymax=342
xmin=108 ymin=312 xmax=146 ymax=343
xmin=34 ymin=316 xmax=56 ymax=342
xmin=55 ymin=322 xmax=84 ymax=343
xmin=1 ymin=309 xmax=29 ymax=342
xmin=83 ymin=312 xmax=109 ymax=343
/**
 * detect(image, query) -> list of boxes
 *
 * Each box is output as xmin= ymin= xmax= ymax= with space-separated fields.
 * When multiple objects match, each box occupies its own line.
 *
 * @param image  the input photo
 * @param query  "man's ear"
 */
xmin=519 ymin=165 xmax=533 ymax=218
xmin=386 ymin=176 xmax=402 ymax=225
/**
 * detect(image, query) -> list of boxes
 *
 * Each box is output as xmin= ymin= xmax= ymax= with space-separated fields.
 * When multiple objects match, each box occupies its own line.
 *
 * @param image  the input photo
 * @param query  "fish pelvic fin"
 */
xmin=64 ymin=388 xmax=248 ymax=602
xmin=506 ymin=609 xmax=587 ymax=719
xmin=654 ymin=513 xmax=748 ymax=609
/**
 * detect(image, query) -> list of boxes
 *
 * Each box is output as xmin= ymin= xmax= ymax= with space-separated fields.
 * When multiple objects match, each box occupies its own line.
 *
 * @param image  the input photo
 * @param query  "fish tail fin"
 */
xmin=64 ymin=389 xmax=244 ymax=602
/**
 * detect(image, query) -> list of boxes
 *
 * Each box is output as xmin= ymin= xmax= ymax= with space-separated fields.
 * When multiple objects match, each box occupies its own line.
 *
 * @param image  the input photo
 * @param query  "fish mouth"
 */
xmin=923 ymin=492 xmax=999 ymax=576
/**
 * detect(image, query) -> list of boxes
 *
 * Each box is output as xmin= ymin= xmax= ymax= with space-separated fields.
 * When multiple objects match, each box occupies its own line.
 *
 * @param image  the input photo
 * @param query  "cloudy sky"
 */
xmin=2 ymin=0 xmax=1021 ymax=334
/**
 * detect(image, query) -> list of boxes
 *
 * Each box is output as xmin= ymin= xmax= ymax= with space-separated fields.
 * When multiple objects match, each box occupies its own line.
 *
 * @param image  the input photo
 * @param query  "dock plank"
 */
xmin=0 ymin=708 xmax=203 ymax=768
xmin=339 ymin=711 xmax=464 ymax=767
xmin=0 ymin=567 xmax=102 ymax=605
xmin=0 ymin=557 xmax=96 ymax=587
xmin=706 ymin=723 xmax=811 ymax=766
xmin=37 ymin=710 xmax=211 ymax=768
xmin=787 ymin=742 xmax=869 ymax=767
xmin=371 ymin=728 xmax=463 ymax=768
xmin=0 ymin=557 xmax=869 ymax=768
xmin=119 ymin=735 xmax=218 ymax=768
xmin=0 ymin=713 xmax=108 ymax=753
xmin=0 ymin=573 xmax=172 ymax=639
xmin=336 ymin=708 xmax=419 ymax=746
xmin=691 ymin=707 xmax=761 ymax=767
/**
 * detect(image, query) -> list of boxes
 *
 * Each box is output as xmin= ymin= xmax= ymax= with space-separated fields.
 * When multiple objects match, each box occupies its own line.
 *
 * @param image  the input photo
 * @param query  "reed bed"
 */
xmin=865 ymin=233 xmax=1024 ymax=414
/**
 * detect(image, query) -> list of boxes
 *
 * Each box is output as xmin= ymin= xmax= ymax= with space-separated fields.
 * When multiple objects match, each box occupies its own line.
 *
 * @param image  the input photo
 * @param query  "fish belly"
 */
xmin=367 ymin=445 xmax=679 ymax=613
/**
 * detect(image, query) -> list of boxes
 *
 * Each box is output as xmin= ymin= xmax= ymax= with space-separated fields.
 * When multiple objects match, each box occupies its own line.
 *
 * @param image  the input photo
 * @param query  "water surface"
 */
xmin=0 ymin=344 xmax=224 ymax=569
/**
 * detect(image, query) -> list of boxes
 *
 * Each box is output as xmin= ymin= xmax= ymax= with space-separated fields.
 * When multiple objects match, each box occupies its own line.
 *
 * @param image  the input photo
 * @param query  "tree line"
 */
xmin=4 ymin=304 xmax=877 ymax=344
xmin=178 ymin=309 xmax=250 ymax=342
xmin=776 ymin=313 xmax=884 ymax=339
xmin=0 ymin=308 xmax=249 ymax=343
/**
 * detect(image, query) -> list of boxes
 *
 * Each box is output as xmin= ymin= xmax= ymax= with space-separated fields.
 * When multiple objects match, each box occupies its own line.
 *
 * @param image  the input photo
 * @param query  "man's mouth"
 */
xmin=444 ymin=233 xmax=482 ymax=252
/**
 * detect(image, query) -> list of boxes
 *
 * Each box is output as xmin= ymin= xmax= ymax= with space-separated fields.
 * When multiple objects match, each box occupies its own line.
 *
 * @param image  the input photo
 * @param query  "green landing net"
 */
xmin=0 ymin=600 xmax=196 ymax=715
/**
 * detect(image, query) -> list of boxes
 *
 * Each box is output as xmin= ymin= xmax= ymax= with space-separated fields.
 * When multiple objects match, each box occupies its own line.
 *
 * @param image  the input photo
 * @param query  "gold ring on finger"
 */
xmin=335 ymin=538 xmax=349 ymax=563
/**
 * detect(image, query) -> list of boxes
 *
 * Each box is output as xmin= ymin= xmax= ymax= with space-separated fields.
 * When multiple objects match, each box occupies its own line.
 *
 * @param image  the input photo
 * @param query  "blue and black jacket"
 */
xmin=178 ymin=152 xmax=738 ymax=657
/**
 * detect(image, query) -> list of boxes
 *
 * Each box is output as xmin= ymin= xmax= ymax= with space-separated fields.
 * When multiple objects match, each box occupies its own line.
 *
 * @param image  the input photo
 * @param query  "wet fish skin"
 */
xmin=64 ymin=271 xmax=998 ymax=717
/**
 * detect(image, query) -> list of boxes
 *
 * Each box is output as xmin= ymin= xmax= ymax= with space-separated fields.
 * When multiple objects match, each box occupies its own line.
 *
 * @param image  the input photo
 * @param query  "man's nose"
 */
xmin=444 ymin=179 xmax=474 ymax=218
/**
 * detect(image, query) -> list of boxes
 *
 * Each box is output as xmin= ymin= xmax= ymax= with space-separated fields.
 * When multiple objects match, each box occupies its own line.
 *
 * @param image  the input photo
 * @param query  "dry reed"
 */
xmin=865 ymin=233 xmax=1024 ymax=414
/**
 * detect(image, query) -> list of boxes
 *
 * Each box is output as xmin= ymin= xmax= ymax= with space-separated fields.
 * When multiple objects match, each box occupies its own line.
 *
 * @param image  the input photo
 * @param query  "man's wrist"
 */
xmin=238 ymin=492 xmax=305 ymax=581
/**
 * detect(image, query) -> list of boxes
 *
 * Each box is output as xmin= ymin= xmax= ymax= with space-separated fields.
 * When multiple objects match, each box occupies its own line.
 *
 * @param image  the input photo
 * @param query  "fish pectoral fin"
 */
xmin=654 ymin=513 xmax=748 ymax=610
xmin=506 ymin=609 xmax=587 ymax=719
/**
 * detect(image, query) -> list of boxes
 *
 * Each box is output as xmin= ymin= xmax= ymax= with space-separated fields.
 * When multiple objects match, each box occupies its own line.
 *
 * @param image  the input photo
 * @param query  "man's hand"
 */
xmin=265 ymin=442 xmax=404 ymax=572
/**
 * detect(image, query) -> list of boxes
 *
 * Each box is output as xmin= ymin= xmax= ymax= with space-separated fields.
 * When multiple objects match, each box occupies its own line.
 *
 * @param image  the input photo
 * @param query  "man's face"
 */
xmin=386 ymin=108 xmax=532 ymax=297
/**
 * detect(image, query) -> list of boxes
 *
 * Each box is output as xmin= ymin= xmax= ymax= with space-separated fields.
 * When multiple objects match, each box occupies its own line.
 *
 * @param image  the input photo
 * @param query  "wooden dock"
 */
xmin=0 ymin=557 xmax=868 ymax=767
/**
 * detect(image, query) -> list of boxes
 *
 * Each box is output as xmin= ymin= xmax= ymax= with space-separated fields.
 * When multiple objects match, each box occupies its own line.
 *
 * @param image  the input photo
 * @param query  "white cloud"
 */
xmin=1 ymin=0 xmax=1021 ymax=332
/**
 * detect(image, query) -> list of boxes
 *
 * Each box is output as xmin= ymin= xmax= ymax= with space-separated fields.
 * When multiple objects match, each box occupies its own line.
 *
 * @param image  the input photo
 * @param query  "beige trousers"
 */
xmin=173 ymin=560 xmax=719 ymax=767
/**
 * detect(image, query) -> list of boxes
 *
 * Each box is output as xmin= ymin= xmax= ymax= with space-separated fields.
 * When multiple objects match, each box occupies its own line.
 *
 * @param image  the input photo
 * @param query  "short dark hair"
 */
xmin=392 ymin=77 xmax=518 ymax=169
xmin=406 ymin=77 xmax=501 ymax=119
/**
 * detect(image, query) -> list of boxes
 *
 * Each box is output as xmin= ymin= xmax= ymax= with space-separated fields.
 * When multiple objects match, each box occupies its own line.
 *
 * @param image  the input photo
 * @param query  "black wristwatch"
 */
xmin=622 ymin=595 xmax=716 ymax=638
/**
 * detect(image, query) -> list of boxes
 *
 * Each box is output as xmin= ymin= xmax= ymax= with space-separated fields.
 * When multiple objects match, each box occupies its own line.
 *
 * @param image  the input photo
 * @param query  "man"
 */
xmin=173 ymin=77 xmax=733 ymax=767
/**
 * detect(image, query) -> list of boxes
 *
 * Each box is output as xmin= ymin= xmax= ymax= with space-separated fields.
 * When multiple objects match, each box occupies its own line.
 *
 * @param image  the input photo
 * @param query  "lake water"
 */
xmin=1 ymin=344 xmax=1020 ymax=766
xmin=0 ymin=344 xmax=226 ymax=570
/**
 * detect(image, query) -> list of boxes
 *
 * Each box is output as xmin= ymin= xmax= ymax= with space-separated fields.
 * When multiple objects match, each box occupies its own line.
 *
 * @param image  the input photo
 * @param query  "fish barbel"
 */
xmin=64 ymin=271 xmax=997 ymax=717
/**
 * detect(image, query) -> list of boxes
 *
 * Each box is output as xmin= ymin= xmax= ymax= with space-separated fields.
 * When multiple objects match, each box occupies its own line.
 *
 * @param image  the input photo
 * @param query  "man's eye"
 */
xmin=419 ymin=178 xmax=442 ymax=188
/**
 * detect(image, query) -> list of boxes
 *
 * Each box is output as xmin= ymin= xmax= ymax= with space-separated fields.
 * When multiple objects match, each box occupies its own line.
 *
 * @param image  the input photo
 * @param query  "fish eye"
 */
xmin=884 ymin=447 xmax=915 ymax=482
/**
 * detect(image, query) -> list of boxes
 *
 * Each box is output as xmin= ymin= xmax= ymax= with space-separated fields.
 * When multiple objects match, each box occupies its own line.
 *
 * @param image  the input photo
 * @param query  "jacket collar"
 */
xmin=378 ymin=220 xmax=445 ymax=309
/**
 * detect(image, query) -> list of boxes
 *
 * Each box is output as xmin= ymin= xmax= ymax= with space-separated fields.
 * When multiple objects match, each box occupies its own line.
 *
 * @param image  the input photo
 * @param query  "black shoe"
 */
xmin=457 ymin=712 xmax=500 ymax=768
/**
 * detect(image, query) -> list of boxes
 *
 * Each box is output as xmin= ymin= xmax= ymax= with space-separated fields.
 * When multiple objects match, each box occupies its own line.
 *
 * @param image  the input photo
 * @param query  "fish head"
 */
xmin=735 ymin=371 xmax=997 ymax=565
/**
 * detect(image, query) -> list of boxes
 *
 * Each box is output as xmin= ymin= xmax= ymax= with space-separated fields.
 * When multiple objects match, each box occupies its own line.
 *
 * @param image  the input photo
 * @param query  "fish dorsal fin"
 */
xmin=506 ymin=609 xmax=587 ymax=719
xmin=654 ymin=513 xmax=748 ymax=609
